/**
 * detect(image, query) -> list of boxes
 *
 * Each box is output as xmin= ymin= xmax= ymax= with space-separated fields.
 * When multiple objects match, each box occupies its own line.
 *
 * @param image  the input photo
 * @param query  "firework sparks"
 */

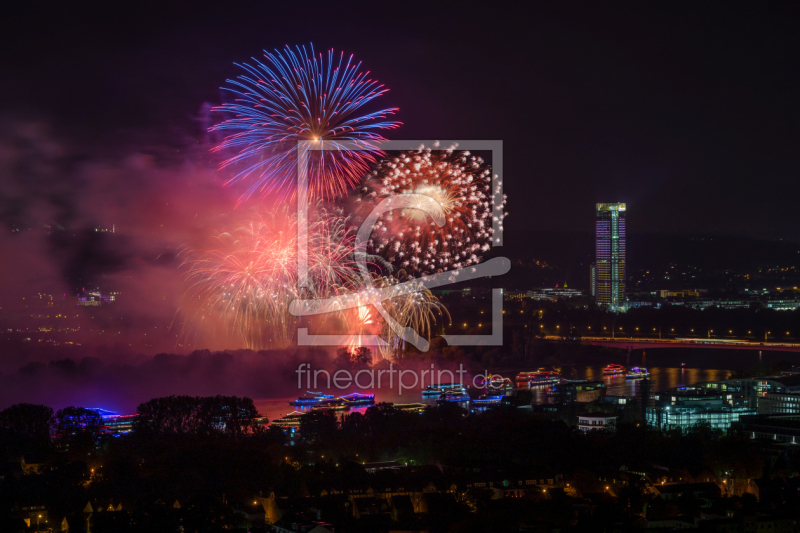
xmin=357 ymin=144 xmax=507 ymax=277
xmin=181 ymin=206 xmax=360 ymax=349
xmin=374 ymin=274 xmax=449 ymax=358
xmin=211 ymin=43 xmax=401 ymax=201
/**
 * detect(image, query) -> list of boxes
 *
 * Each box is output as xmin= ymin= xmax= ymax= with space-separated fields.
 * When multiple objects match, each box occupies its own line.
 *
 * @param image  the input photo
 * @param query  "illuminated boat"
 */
xmin=289 ymin=391 xmax=334 ymax=406
xmin=481 ymin=374 xmax=514 ymax=390
xmin=626 ymin=367 xmax=649 ymax=379
xmin=340 ymin=393 xmax=375 ymax=406
xmin=422 ymin=383 xmax=466 ymax=396
xmin=270 ymin=411 xmax=305 ymax=428
xmin=436 ymin=389 xmax=470 ymax=403
xmin=529 ymin=370 xmax=561 ymax=385
xmin=312 ymin=399 xmax=350 ymax=411
xmin=394 ymin=403 xmax=428 ymax=414
xmin=471 ymin=394 xmax=503 ymax=406
xmin=516 ymin=371 xmax=539 ymax=383
xmin=602 ymin=364 xmax=626 ymax=375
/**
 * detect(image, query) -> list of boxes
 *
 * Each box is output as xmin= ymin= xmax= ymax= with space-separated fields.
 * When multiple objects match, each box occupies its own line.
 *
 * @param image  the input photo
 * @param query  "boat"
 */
xmin=270 ymin=411 xmax=306 ymax=428
xmin=340 ymin=393 xmax=375 ymax=406
xmin=516 ymin=371 xmax=539 ymax=383
xmin=471 ymin=394 xmax=504 ymax=406
xmin=394 ymin=403 xmax=428 ymax=414
xmin=436 ymin=389 xmax=470 ymax=403
xmin=289 ymin=391 xmax=334 ymax=406
xmin=422 ymin=383 xmax=466 ymax=396
xmin=626 ymin=367 xmax=649 ymax=379
xmin=602 ymin=364 xmax=626 ymax=375
xmin=312 ymin=399 xmax=351 ymax=411
xmin=481 ymin=374 xmax=514 ymax=391
xmin=529 ymin=370 xmax=562 ymax=385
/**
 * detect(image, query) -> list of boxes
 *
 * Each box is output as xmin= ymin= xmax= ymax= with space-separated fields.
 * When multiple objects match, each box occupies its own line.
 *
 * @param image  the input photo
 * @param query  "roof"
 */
xmin=771 ymin=375 xmax=800 ymax=388
xmin=657 ymin=482 xmax=720 ymax=496
xmin=363 ymin=461 xmax=402 ymax=469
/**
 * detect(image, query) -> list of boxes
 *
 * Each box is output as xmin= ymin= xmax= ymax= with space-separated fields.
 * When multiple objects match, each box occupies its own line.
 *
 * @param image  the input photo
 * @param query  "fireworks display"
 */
xmin=184 ymin=47 xmax=508 ymax=355
xmin=211 ymin=44 xmax=401 ymax=201
xmin=373 ymin=274 xmax=450 ymax=358
xmin=181 ymin=206 xmax=360 ymax=349
xmin=357 ymin=144 xmax=507 ymax=278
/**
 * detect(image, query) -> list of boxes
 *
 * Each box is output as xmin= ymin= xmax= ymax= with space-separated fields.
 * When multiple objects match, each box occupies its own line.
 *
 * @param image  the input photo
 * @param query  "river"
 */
xmin=254 ymin=365 xmax=731 ymax=422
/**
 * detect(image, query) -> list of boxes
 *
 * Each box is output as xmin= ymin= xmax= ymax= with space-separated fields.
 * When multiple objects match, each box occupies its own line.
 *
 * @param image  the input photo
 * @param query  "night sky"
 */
xmin=2 ymin=1 xmax=799 ymax=238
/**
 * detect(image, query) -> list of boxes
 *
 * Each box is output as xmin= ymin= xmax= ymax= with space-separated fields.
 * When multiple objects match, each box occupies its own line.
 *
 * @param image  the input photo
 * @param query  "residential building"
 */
xmin=577 ymin=414 xmax=617 ymax=432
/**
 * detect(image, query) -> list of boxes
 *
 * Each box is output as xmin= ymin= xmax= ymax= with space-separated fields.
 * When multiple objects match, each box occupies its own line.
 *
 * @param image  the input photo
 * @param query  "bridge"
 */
xmin=550 ymin=336 xmax=800 ymax=353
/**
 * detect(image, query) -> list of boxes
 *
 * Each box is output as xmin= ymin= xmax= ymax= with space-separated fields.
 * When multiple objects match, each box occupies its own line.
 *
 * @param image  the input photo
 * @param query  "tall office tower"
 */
xmin=595 ymin=203 xmax=626 ymax=309
xmin=590 ymin=263 xmax=596 ymax=297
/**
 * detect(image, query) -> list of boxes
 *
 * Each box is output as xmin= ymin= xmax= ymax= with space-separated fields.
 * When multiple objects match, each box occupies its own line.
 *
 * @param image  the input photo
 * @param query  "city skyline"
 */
xmin=1 ymin=4 xmax=800 ymax=531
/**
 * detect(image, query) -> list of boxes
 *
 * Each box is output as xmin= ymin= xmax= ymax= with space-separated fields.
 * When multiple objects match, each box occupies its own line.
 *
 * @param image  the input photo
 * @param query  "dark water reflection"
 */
xmin=255 ymin=366 xmax=731 ymax=423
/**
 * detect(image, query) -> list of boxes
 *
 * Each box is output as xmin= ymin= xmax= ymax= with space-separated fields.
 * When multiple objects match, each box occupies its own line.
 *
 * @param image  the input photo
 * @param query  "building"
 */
xmin=655 ymin=483 xmax=720 ymax=505
xmin=526 ymin=286 xmax=583 ymax=301
xmin=595 ymin=203 xmax=626 ymax=310
xmin=659 ymin=289 xmax=700 ymax=298
xmin=551 ymin=381 xmax=606 ymax=403
xmin=363 ymin=461 xmax=403 ymax=473
xmin=765 ymin=298 xmax=800 ymax=311
xmin=603 ymin=395 xmax=632 ymax=406
xmin=647 ymin=386 xmax=756 ymax=433
xmin=590 ymin=263 xmax=596 ymax=297
xmin=735 ymin=414 xmax=800 ymax=444
xmin=702 ymin=375 xmax=800 ymax=413
xmin=577 ymin=414 xmax=617 ymax=432
xmin=757 ymin=393 xmax=800 ymax=415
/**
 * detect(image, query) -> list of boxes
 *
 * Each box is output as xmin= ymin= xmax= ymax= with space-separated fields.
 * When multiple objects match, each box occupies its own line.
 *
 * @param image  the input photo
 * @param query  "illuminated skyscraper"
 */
xmin=595 ymin=203 xmax=626 ymax=309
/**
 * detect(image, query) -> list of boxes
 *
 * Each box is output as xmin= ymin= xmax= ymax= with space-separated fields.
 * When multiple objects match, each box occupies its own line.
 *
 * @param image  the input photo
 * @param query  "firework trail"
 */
xmin=181 ymin=206 xmax=360 ymax=350
xmin=211 ymin=44 xmax=401 ymax=202
xmin=374 ymin=273 xmax=450 ymax=358
xmin=356 ymin=144 xmax=507 ymax=278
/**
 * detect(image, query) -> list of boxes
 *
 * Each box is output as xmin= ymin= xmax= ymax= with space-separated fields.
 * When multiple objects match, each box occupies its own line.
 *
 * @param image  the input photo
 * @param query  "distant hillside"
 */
xmin=490 ymin=231 xmax=800 ymax=291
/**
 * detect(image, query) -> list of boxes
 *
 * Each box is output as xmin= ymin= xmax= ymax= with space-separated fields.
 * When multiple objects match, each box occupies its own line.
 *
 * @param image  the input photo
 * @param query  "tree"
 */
xmin=351 ymin=346 xmax=372 ymax=367
xmin=54 ymin=407 xmax=104 ymax=457
xmin=299 ymin=411 xmax=338 ymax=442
xmin=334 ymin=347 xmax=352 ymax=368
xmin=135 ymin=395 xmax=262 ymax=436
xmin=0 ymin=403 xmax=54 ymax=447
